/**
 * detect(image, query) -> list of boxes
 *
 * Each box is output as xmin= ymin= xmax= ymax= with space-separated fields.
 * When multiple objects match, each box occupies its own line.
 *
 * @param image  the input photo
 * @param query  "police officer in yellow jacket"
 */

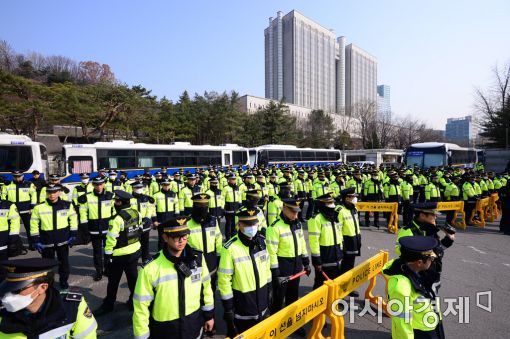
xmin=153 ymin=178 xmax=180 ymax=251
xmin=78 ymin=176 xmax=115 ymax=281
xmin=131 ymin=182 xmax=156 ymax=263
xmin=221 ymin=173 xmax=242 ymax=240
xmin=3 ymin=171 xmax=36 ymax=248
xmin=30 ymin=184 xmax=77 ymax=289
xmin=0 ymin=258 xmax=97 ymax=338
xmin=72 ymin=173 xmax=93 ymax=207
xmin=96 ymin=190 xmax=142 ymax=315
xmin=266 ymin=198 xmax=310 ymax=322
xmin=133 ymin=216 xmax=214 ymax=339
xmin=0 ymin=198 xmax=20 ymax=261
xmin=308 ymin=193 xmax=344 ymax=289
xmin=383 ymin=236 xmax=445 ymax=339
xmin=336 ymin=188 xmax=361 ymax=296
xmin=218 ymin=207 xmax=271 ymax=338
xmin=179 ymin=173 xmax=202 ymax=216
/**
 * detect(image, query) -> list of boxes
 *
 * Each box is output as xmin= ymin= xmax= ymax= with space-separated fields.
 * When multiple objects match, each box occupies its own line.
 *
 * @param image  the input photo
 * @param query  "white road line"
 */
xmin=502 ymin=263 xmax=510 ymax=268
xmin=462 ymin=259 xmax=489 ymax=266
xmin=468 ymin=246 xmax=487 ymax=255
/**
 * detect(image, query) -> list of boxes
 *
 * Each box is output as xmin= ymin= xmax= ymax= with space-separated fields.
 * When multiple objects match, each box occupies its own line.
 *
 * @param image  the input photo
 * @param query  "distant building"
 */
xmin=445 ymin=116 xmax=477 ymax=146
xmin=265 ymin=10 xmax=377 ymax=115
xmin=377 ymin=85 xmax=391 ymax=119
xmin=345 ymin=44 xmax=378 ymax=115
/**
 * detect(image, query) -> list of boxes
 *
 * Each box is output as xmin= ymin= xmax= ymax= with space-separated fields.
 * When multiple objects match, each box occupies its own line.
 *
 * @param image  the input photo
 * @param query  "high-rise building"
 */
xmin=265 ymin=10 xmax=377 ymax=115
xmin=377 ymin=85 xmax=391 ymax=119
xmin=445 ymin=115 xmax=478 ymax=146
xmin=345 ymin=44 xmax=378 ymax=115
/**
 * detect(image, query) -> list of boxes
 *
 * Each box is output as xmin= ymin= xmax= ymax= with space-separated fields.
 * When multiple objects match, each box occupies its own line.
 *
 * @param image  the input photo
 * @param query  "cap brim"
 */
xmin=0 ymin=279 xmax=32 ymax=298
xmin=283 ymin=204 xmax=301 ymax=212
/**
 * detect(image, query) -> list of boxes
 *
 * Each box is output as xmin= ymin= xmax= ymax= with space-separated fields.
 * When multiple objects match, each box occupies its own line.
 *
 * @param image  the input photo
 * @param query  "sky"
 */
xmin=1 ymin=0 xmax=510 ymax=129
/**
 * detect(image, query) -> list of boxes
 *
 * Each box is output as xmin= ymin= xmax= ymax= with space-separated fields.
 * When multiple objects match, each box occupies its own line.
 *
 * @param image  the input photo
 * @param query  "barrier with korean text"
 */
xmin=356 ymin=202 xmax=398 ymax=234
xmin=230 ymin=251 xmax=390 ymax=339
xmin=436 ymin=201 xmax=466 ymax=229
xmin=468 ymin=197 xmax=490 ymax=227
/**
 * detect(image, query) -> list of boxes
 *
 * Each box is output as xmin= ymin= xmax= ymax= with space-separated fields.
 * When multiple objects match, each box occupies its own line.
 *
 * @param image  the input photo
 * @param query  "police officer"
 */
xmin=364 ymin=171 xmax=383 ymax=228
xmin=267 ymin=182 xmax=293 ymax=226
xmin=153 ymin=178 xmax=180 ymax=250
xmin=0 ymin=258 xmax=97 ymax=338
xmin=38 ymin=175 xmax=70 ymax=203
xmin=96 ymin=190 xmax=142 ymax=315
xmin=131 ymin=182 xmax=156 ymax=263
xmin=0 ymin=197 xmax=20 ymax=261
xmin=28 ymin=170 xmax=45 ymax=196
xmin=401 ymin=174 xmax=415 ymax=226
xmin=72 ymin=173 xmax=93 ymax=207
xmin=308 ymin=193 xmax=344 ymax=289
xmin=78 ymin=176 xmax=115 ymax=281
xmin=395 ymin=202 xmax=455 ymax=291
xmin=133 ymin=216 xmax=214 ymax=338
xmin=3 ymin=171 xmax=36 ymax=248
xmin=424 ymin=174 xmax=441 ymax=202
xmin=105 ymin=170 xmax=123 ymax=193
xmin=462 ymin=174 xmax=478 ymax=224
xmin=179 ymin=173 xmax=201 ymax=216
xmin=383 ymin=236 xmax=445 ymax=339
xmin=266 ymin=198 xmax=310 ymax=326
xmin=218 ymin=207 xmax=271 ymax=338
xmin=30 ymin=184 xmax=77 ymax=289
xmin=336 ymin=188 xmax=361 ymax=296
xmin=238 ymin=189 xmax=268 ymax=236
xmin=170 ymin=171 xmax=184 ymax=196
xmin=384 ymin=172 xmax=402 ymax=225
xmin=205 ymin=177 xmax=225 ymax=225
xmin=293 ymin=171 xmax=308 ymax=222
xmin=222 ymin=173 xmax=241 ymax=240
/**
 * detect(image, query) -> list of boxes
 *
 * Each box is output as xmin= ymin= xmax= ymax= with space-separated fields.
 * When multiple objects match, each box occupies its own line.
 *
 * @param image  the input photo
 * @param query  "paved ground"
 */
xmin=17 ymin=210 xmax=510 ymax=338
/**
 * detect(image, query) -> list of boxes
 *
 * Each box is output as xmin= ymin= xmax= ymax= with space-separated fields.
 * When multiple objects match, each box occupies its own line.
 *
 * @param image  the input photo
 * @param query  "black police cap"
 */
xmin=160 ymin=216 xmax=190 ymax=236
xmin=91 ymin=176 xmax=105 ymax=184
xmin=281 ymin=198 xmax=301 ymax=212
xmin=192 ymin=193 xmax=210 ymax=205
xmin=11 ymin=170 xmax=23 ymax=176
xmin=236 ymin=207 xmax=260 ymax=225
xmin=0 ymin=258 xmax=57 ymax=297
xmin=412 ymin=202 xmax=438 ymax=214
xmin=114 ymin=190 xmax=133 ymax=201
xmin=45 ymin=183 xmax=61 ymax=193
xmin=398 ymin=236 xmax=438 ymax=258
xmin=340 ymin=187 xmax=357 ymax=197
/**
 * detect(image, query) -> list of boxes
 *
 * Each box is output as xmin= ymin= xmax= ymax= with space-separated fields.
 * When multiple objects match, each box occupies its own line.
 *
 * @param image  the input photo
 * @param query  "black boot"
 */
xmin=93 ymin=270 xmax=103 ymax=281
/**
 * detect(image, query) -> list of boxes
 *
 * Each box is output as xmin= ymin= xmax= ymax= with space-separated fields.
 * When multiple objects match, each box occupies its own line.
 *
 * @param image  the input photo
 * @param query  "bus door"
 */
xmin=223 ymin=150 xmax=232 ymax=166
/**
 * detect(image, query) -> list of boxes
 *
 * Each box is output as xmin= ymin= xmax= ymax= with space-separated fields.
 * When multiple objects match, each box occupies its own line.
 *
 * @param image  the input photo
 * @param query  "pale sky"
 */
xmin=2 ymin=0 xmax=509 ymax=129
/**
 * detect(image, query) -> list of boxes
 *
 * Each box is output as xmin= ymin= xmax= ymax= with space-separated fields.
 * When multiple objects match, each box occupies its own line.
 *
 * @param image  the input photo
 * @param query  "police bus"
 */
xmin=248 ymin=144 xmax=342 ymax=167
xmin=0 ymin=134 xmax=49 ymax=181
xmin=60 ymin=141 xmax=249 ymax=184
xmin=404 ymin=142 xmax=482 ymax=169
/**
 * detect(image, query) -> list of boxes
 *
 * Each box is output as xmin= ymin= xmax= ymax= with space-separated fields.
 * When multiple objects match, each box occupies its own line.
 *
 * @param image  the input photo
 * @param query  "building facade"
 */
xmin=445 ymin=116 xmax=477 ymax=146
xmin=377 ymin=85 xmax=391 ymax=119
xmin=265 ymin=10 xmax=377 ymax=116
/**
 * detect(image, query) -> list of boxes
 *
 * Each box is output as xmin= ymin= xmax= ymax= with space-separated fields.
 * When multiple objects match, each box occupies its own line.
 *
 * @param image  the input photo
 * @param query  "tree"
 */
xmin=0 ymin=40 xmax=16 ymax=72
xmin=303 ymin=110 xmax=335 ymax=148
xmin=476 ymin=62 xmax=510 ymax=148
xmin=350 ymin=100 xmax=378 ymax=149
xmin=78 ymin=61 xmax=115 ymax=84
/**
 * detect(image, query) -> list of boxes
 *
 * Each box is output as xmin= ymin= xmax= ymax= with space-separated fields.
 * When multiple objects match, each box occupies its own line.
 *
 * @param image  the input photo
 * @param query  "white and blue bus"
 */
xmin=0 ymin=134 xmax=49 ymax=181
xmin=404 ymin=142 xmax=482 ymax=169
xmin=61 ymin=141 xmax=249 ymax=184
xmin=248 ymin=145 xmax=342 ymax=167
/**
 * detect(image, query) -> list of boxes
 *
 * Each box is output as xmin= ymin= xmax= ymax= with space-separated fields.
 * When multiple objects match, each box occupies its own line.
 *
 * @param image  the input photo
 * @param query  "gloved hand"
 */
xmin=224 ymin=310 xmax=238 ymax=337
xmin=67 ymin=237 xmax=76 ymax=248
xmin=34 ymin=242 xmax=44 ymax=253
xmin=304 ymin=265 xmax=312 ymax=276
xmin=103 ymin=254 xmax=112 ymax=276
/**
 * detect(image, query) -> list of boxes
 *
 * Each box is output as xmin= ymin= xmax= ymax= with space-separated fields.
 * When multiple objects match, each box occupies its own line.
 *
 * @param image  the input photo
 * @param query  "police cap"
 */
xmin=0 ymin=258 xmax=57 ymax=297
xmin=161 ymin=179 xmax=171 ymax=185
xmin=340 ymin=187 xmax=357 ymax=197
xmin=192 ymin=193 xmax=210 ymax=206
xmin=45 ymin=184 xmax=61 ymax=193
xmin=79 ymin=173 xmax=90 ymax=179
xmin=245 ymin=189 xmax=262 ymax=199
xmin=316 ymin=193 xmax=334 ymax=204
xmin=187 ymin=173 xmax=198 ymax=180
xmin=131 ymin=181 xmax=144 ymax=189
xmin=160 ymin=216 xmax=190 ymax=237
xmin=32 ymin=170 xmax=40 ymax=175
xmin=236 ymin=207 xmax=260 ymax=226
xmin=398 ymin=236 xmax=438 ymax=259
xmin=114 ymin=190 xmax=133 ymax=201
xmin=11 ymin=170 xmax=23 ymax=176
xmin=48 ymin=174 xmax=60 ymax=181
xmin=281 ymin=198 xmax=301 ymax=212
xmin=412 ymin=202 xmax=438 ymax=214
xmin=91 ymin=176 xmax=105 ymax=185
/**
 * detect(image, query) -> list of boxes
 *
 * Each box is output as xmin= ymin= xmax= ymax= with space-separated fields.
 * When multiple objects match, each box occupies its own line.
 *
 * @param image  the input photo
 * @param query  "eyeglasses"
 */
xmin=12 ymin=283 xmax=37 ymax=295
xmin=169 ymin=234 xmax=189 ymax=241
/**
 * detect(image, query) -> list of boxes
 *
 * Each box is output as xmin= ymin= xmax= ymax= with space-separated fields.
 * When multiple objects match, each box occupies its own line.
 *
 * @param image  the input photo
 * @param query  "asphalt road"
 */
xmin=16 ymin=211 xmax=510 ymax=339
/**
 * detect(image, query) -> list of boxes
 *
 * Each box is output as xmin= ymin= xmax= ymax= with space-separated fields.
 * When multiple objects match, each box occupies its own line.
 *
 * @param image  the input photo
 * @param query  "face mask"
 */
xmin=372 ymin=176 xmax=378 ymax=180
xmin=134 ymin=188 xmax=144 ymax=194
xmin=81 ymin=179 xmax=89 ymax=185
xmin=1 ymin=290 xmax=36 ymax=312
xmin=241 ymin=225 xmax=258 ymax=238
xmin=110 ymin=176 xmax=117 ymax=181
xmin=351 ymin=197 xmax=358 ymax=204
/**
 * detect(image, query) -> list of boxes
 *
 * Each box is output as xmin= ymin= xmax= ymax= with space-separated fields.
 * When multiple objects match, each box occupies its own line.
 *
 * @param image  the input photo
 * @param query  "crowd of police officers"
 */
xmin=0 ymin=162 xmax=508 ymax=338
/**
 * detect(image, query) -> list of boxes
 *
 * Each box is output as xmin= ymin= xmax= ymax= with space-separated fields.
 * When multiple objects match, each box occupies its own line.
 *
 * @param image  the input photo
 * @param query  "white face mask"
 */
xmin=1 ymin=290 xmax=36 ymax=312
xmin=110 ymin=176 xmax=117 ymax=181
xmin=134 ymin=188 xmax=144 ymax=194
xmin=241 ymin=225 xmax=258 ymax=238
xmin=351 ymin=197 xmax=358 ymax=204
xmin=81 ymin=179 xmax=89 ymax=185
xmin=326 ymin=203 xmax=336 ymax=209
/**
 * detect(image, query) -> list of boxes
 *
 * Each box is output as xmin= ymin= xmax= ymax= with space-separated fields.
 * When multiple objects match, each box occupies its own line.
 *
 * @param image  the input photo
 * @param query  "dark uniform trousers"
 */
xmin=224 ymin=213 xmax=235 ymax=240
xmin=42 ymin=245 xmax=70 ymax=284
xmin=91 ymin=235 xmax=106 ymax=273
xmin=104 ymin=250 xmax=140 ymax=308
xmin=140 ymin=231 xmax=151 ymax=262
xmin=313 ymin=265 xmax=342 ymax=289
xmin=18 ymin=210 xmax=32 ymax=241
xmin=232 ymin=314 xmax=270 ymax=338
xmin=339 ymin=256 xmax=355 ymax=275
xmin=271 ymin=277 xmax=300 ymax=314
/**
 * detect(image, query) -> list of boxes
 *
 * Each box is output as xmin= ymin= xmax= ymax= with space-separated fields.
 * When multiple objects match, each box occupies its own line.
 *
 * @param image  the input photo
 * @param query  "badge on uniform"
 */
xmin=190 ymin=268 xmax=201 ymax=283
xmin=83 ymin=306 xmax=93 ymax=318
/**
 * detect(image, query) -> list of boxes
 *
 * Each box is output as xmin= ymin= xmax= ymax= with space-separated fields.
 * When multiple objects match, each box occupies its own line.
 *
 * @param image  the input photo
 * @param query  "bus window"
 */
xmin=68 ymin=156 xmax=93 ymax=174
xmin=301 ymin=151 xmax=315 ymax=160
xmin=249 ymin=150 xmax=257 ymax=166
xmin=258 ymin=150 xmax=268 ymax=165
xmin=0 ymin=146 xmax=33 ymax=172
xmin=285 ymin=151 xmax=301 ymax=162
xmin=224 ymin=153 xmax=231 ymax=166
xmin=40 ymin=145 xmax=48 ymax=160
xmin=234 ymin=151 xmax=248 ymax=165
xmin=423 ymin=154 xmax=444 ymax=167
xmin=268 ymin=151 xmax=284 ymax=161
